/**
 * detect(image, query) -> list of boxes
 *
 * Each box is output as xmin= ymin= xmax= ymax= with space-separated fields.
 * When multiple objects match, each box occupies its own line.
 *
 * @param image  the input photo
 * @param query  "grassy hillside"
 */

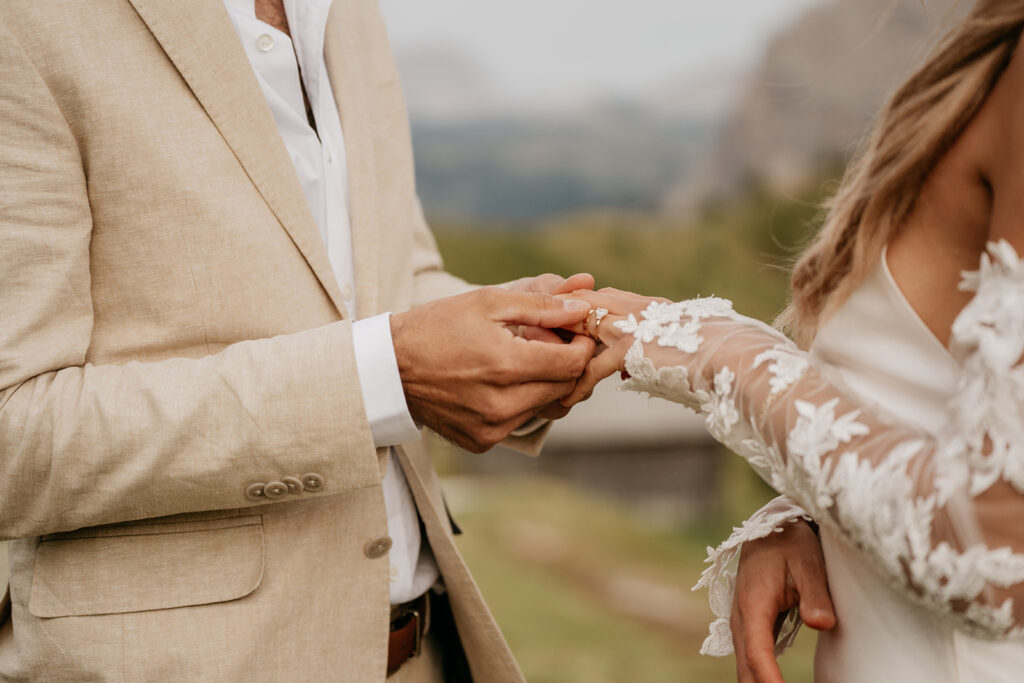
xmin=449 ymin=475 xmax=817 ymax=683
xmin=433 ymin=179 xmax=831 ymax=324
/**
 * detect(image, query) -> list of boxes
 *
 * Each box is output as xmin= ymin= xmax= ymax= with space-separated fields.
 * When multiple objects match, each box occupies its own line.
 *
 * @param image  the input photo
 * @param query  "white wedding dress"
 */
xmin=611 ymin=243 xmax=1024 ymax=681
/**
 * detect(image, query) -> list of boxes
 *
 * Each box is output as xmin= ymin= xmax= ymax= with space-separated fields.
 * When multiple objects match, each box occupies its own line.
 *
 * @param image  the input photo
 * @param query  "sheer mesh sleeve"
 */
xmin=618 ymin=241 xmax=1024 ymax=638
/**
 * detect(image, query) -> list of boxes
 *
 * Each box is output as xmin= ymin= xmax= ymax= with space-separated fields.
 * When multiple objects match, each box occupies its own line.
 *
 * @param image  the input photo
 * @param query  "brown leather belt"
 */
xmin=387 ymin=591 xmax=430 ymax=676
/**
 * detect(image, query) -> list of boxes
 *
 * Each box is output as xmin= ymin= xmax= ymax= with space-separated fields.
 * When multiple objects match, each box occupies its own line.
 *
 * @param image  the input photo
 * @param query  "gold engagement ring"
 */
xmin=584 ymin=308 xmax=609 ymax=341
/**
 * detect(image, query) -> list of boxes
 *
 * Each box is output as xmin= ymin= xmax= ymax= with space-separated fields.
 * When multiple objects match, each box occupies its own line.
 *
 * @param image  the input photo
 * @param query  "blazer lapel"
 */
xmin=127 ymin=0 xmax=349 ymax=318
xmin=324 ymin=0 xmax=380 ymax=318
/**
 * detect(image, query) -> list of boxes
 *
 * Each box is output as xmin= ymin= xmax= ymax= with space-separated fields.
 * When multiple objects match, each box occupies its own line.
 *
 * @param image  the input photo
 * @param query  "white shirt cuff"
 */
xmin=352 ymin=313 xmax=421 ymax=447
xmin=510 ymin=416 xmax=549 ymax=438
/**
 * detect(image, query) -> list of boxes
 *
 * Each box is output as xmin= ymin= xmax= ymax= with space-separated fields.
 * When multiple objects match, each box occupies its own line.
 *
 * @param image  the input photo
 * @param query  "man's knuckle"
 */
xmin=537 ymin=273 xmax=559 ymax=286
xmin=480 ymin=426 xmax=507 ymax=449
xmin=465 ymin=440 xmax=488 ymax=454
xmin=492 ymin=358 xmax=519 ymax=385
xmin=478 ymin=397 xmax=512 ymax=425
xmin=477 ymin=287 xmax=503 ymax=309
xmin=569 ymin=354 xmax=589 ymax=376
xmin=527 ymin=290 xmax=553 ymax=308
xmin=478 ymin=407 xmax=503 ymax=426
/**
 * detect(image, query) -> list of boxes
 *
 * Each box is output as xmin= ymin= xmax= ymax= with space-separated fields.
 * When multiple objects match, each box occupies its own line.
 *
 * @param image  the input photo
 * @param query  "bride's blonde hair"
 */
xmin=781 ymin=0 xmax=1024 ymax=346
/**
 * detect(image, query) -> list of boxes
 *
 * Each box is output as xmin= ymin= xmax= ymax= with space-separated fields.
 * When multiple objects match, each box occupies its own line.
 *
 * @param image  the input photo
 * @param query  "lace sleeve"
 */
xmin=618 ymin=240 xmax=1024 ymax=638
xmin=694 ymin=496 xmax=812 ymax=656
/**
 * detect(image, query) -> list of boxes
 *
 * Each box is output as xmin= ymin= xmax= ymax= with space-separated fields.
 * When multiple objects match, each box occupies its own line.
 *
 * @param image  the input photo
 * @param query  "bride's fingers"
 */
xmin=731 ymin=611 xmax=753 ymax=683
xmin=732 ymin=570 xmax=788 ymax=683
xmin=737 ymin=604 xmax=786 ymax=683
xmin=567 ymin=288 xmax=671 ymax=308
xmin=561 ymin=342 xmax=627 ymax=407
xmin=561 ymin=313 xmax=628 ymax=348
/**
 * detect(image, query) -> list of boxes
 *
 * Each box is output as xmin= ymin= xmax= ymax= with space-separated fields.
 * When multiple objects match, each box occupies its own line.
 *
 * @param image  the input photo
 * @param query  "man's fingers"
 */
xmin=490 ymin=289 xmax=591 ymax=330
xmin=553 ymin=272 xmax=595 ymax=294
xmin=519 ymin=325 xmax=565 ymax=344
xmin=562 ymin=343 xmax=624 ymax=406
xmin=514 ymin=272 xmax=593 ymax=296
xmin=513 ymin=273 xmax=565 ymax=294
xmin=793 ymin=555 xmax=837 ymax=631
xmin=503 ymin=333 xmax=595 ymax=383
xmin=482 ymin=381 xmax=577 ymax=429
xmin=537 ymin=401 xmax=571 ymax=421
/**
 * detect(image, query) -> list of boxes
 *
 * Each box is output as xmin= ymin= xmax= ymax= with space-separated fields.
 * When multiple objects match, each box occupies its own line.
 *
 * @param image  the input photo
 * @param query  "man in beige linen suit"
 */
xmin=0 ymin=0 xmax=596 ymax=680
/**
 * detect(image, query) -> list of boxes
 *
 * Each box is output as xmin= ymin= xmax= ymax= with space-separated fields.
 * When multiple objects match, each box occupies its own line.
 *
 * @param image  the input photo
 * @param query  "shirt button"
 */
xmin=264 ymin=481 xmax=288 ymax=499
xmin=256 ymin=34 xmax=274 ymax=52
xmin=389 ymin=565 xmax=399 ymax=580
xmin=326 ymin=149 xmax=334 ymax=164
xmin=282 ymin=476 xmax=304 ymax=495
xmin=245 ymin=483 xmax=266 ymax=501
xmin=342 ymin=283 xmax=354 ymax=300
xmin=364 ymin=536 xmax=393 ymax=560
xmin=301 ymin=472 xmax=325 ymax=492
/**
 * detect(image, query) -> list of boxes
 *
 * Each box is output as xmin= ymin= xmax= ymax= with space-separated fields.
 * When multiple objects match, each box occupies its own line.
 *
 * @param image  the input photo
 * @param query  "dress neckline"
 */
xmin=880 ymin=246 xmax=955 ymax=362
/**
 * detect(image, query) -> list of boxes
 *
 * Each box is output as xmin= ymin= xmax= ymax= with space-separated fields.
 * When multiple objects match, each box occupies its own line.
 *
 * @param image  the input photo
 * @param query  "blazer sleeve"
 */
xmin=0 ymin=24 xmax=380 ymax=540
xmin=408 ymin=197 xmax=475 ymax=306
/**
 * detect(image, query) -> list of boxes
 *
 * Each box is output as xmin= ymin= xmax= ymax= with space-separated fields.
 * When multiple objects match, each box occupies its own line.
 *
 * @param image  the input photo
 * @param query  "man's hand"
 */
xmin=505 ymin=272 xmax=596 ymax=419
xmin=391 ymin=287 xmax=595 ymax=453
xmin=731 ymin=520 xmax=836 ymax=683
xmin=505 ymin=272 xmax=596 ymax=343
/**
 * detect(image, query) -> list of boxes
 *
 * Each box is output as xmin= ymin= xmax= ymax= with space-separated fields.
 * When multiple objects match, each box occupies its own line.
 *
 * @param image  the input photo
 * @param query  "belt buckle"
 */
xmin=408 ymin=609 xmax=422 ymax=659
xmin=391 ymin=604 xmax=424 ymax=659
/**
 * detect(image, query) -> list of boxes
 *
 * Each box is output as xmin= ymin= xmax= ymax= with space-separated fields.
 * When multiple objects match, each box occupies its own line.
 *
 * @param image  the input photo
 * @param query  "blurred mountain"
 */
xmin=398 ymin=0 xmax=965 ymax=222
xmin=410 ymin=109 xmax=712 ymax=221
xmin=395 ymin=47 xmax=501 ymax=123
xmin=664 ymin=0 xmax=966 ymax=212
xmin=396 ymin=47 xmax=735 ymax=221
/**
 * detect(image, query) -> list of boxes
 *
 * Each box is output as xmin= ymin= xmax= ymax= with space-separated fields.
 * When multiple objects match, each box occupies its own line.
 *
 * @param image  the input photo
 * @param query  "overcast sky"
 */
xmin=377 ymin=0 xmax=824 ymax=100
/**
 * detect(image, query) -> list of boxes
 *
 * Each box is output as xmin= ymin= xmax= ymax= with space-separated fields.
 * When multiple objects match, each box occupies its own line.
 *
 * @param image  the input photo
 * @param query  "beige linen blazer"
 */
xmin=0 ymin=0 xmax=531 ymax=680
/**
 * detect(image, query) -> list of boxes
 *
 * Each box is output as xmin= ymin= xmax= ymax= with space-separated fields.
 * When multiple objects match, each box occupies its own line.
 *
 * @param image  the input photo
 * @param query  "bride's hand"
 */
xmin=559 ymin=288 xmax=672 ymax=406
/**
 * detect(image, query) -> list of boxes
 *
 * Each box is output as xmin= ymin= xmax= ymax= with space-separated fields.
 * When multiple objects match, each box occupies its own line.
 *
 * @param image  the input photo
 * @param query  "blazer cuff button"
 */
xmin=301 ymin=473 xmax=325 ymax=492
xmin=264 ymin=481 xmax=288 ymax=499
xmin=282 ymin=476 xmax=304 ymax=495
xmin=245 ymin=483 xmax=266 ymax=501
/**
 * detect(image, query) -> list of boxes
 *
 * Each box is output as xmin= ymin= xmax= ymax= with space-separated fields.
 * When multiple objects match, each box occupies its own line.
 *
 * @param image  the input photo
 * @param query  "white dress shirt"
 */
xmin=222 ymin=0 xmax=439 ymax=604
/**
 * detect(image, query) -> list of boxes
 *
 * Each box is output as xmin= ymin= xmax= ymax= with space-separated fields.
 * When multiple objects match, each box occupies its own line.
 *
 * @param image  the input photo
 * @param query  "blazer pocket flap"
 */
xmin=29 ymin=516 xmax=264 ymax=617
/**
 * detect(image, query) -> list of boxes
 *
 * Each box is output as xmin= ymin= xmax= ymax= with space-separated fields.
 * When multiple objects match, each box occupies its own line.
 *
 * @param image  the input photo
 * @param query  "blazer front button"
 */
xmin=301 ymin=473 xmax=325 ymax=492
xmin=282 ymin=476 xmax=304 ymax=495
xmin=264 ymin=481 xmax=288 ymax=499
xmin=364 ymin=536 xmax=393 ymax=560
xmin=245 ymin=483 xmax=266 ymax=501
